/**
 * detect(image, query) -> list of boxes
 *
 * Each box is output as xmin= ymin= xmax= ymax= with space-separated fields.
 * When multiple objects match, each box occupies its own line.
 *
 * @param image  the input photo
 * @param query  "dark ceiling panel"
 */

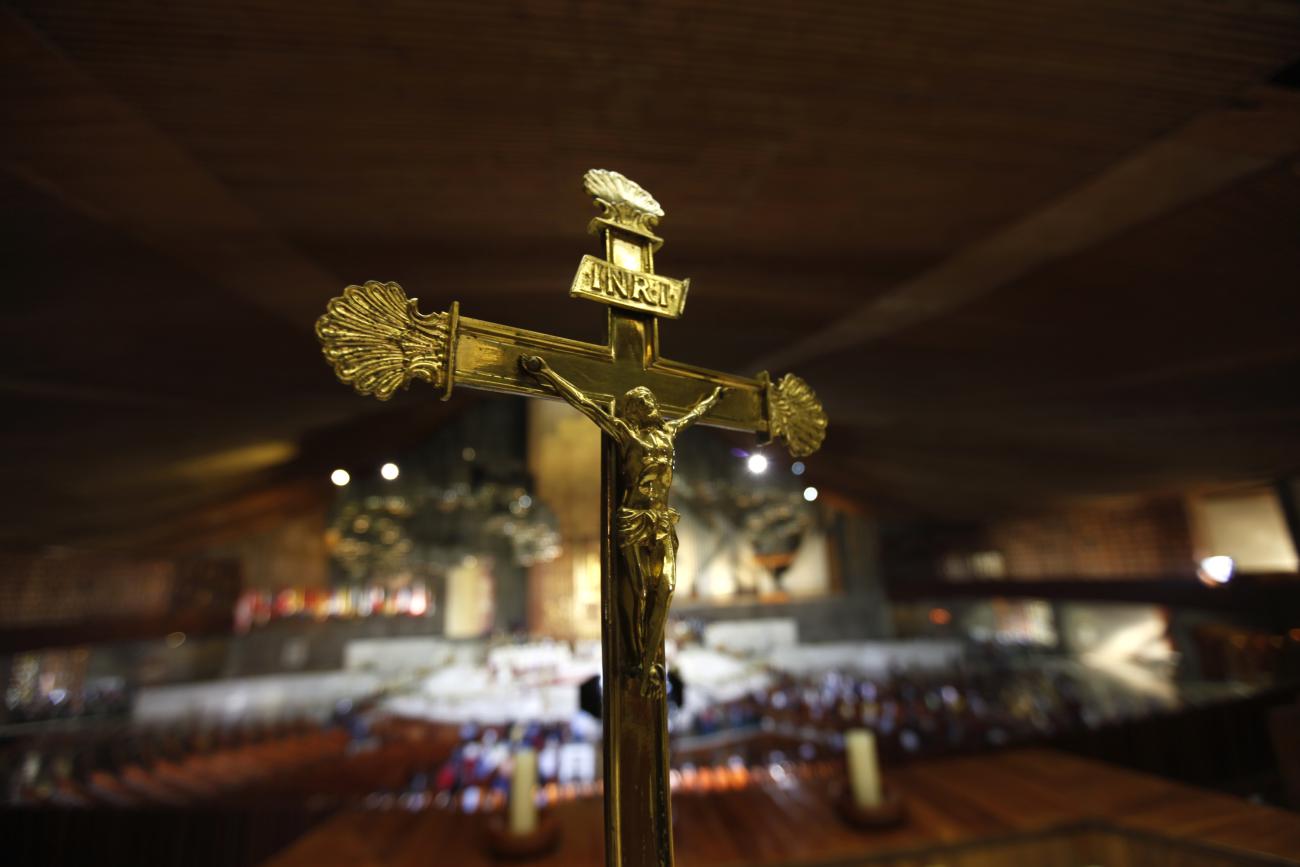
xmin=1 ymin=1 xmax=1298 ymax=542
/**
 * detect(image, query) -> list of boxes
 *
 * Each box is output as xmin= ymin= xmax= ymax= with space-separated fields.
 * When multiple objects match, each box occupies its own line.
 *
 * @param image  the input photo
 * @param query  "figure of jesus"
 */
xmin=521 ymin=355 xmax=724 ymax=695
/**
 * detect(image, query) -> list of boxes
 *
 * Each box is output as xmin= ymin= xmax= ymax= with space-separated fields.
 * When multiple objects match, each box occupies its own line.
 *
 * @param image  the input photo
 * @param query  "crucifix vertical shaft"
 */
xmin=597 ymin=228 xmax=674 ymax=867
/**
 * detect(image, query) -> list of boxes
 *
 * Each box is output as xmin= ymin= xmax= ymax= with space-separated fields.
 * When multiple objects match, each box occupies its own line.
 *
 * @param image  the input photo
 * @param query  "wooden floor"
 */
xmin=261 ymin=749 xmax=1300 ymax=867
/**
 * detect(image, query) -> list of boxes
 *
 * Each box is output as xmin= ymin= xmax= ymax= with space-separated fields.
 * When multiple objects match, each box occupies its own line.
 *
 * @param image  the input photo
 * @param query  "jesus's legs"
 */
xmin=640 ymin=533 xmax=676 ymax=696
xmin=620 ymin=545 xmax=648 ymax=678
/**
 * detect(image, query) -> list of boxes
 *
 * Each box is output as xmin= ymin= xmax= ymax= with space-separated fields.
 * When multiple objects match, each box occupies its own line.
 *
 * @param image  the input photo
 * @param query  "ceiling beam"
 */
xmin=755 ymin=85 xmax=1300 ymax=373
xmin=0 ymin=8 xmax=339 ymax=328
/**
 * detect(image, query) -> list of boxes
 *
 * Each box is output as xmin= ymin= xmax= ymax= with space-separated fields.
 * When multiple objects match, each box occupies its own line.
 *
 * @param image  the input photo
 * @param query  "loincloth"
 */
xmin=617 ymin=507 xmax=679 ymax=548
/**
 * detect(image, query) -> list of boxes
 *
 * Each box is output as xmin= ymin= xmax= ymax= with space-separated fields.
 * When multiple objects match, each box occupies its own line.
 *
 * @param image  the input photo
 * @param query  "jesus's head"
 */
xmin=621 ymin=386 xmax=661 ymax=426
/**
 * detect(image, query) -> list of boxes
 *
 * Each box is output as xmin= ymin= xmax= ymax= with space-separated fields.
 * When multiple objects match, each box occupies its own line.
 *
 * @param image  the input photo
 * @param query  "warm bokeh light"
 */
xmin=330 ymin=468 xmax=351 ymax=487
xmin=380 ymin=462 xmax=400 ymax=480
xmin=746 ymin=453 xmax=768 ymax=474
xmin=1197 ymin=555 xmax=1234 ymax=585
xmin=929 ymin=608 xmax=952 ymax=625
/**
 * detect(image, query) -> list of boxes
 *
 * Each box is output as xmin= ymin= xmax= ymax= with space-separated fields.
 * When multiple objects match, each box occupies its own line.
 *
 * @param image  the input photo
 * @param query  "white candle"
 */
xmin=844 ymin=728 xmax=882 ymax=808
xmin=509 ymin=747 xmax=539 ymax=835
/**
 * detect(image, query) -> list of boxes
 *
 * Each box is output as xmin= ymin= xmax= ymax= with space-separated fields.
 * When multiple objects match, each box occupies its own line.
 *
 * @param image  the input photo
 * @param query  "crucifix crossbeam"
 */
xmin=315 ymin=169 xmax=827 ymax=867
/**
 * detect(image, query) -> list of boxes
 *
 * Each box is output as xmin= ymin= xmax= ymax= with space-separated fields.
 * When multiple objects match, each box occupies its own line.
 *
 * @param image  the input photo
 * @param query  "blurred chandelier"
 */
xmin=327 ymin=481 xmax=562 ymax=583
xmin=674 ymin=479 xmax=817 ymax=590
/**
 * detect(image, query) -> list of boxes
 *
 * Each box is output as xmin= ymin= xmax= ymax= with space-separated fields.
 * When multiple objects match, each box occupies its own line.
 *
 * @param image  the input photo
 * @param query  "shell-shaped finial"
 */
xmin=769 ymin=374 xmax=828 ymax=458
xmin=315 ymin=281 xmax=449 ymax=400
xmin=583 ymin=168 xmax=664 ymax=233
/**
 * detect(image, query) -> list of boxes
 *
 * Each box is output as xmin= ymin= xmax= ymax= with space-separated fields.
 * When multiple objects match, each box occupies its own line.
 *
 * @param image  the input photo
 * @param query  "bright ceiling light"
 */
xmin=381 ymin=462 xmax=400 ymax=481
xmin=803 ymin=486 xmax=819 ymax=502
xmin=330 ymin=468 xmax=351 ymax=487
xmin=746 ymin=453 xmax=769 ymax=474
xmin=1198 ymin=555 xmax=1235 ymax=585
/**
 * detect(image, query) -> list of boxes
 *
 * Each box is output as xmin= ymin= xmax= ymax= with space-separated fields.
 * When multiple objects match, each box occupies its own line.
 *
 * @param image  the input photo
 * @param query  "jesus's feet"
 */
xmin=639 ymin=663 xmax=665 ymax=699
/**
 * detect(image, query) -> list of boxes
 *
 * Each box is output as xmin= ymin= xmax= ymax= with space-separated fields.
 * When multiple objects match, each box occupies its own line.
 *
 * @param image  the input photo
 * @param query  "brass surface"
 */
xmin=583 ymin=168 xmax=664 ymax=238
xmin=315 ymin=281 xmax=450 ymax=399
xmin=769 ymin=373 xmax=829 ymax=457
xmin=570 ymin=253 xmax=690 ymax=319
xmin=314 ymin=170 xmax=828 ymax=867
xmin=520 ymin=353 xmax=721 ymax=696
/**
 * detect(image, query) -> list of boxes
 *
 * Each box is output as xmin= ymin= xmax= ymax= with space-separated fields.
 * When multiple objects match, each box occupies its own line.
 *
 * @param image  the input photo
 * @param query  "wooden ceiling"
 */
xmin=2 ymin=1 xmax=1299 ymax=548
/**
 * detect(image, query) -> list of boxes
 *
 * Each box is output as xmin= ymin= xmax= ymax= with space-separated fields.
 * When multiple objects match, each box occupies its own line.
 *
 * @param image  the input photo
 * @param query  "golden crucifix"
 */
xmin=520 ymin=354 xmax=723 ymax=698
xmin=315 ymin=169 xmax=827 ymax=867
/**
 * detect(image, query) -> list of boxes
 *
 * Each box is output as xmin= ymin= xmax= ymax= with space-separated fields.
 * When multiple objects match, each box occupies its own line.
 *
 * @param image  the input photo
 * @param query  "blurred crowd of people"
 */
xmin=684 ymin=645 xmax=1181 ymax=760
xmin=3 ymin=681 xmax=130 ymax=727
xmin=0 ymin=642 xmax=1263 ymax=813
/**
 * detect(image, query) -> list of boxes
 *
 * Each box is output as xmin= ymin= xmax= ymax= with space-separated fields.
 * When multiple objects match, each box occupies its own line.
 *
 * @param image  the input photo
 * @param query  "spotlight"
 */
xmin=380 ymin=462 xmax=400 ymax=481
xmin=1197 ymin=555 xmax=1234 ymax=585
xmin=746 ymin=454 xmax=769 ymax=474
xmin=802 ymin=486 xmax=819 ymax=502
xmin=330 ymin=469 xmax=351 ymax=487
xmin=791 ymin=461 xmax=806 ymax=476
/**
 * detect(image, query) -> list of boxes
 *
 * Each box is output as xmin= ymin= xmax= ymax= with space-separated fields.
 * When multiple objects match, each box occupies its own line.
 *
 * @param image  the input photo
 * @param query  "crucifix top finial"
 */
xmin=583 ymin=169 xmax=664 ymax=237
xmin=570 ymin=168 xmax=687 ymax=318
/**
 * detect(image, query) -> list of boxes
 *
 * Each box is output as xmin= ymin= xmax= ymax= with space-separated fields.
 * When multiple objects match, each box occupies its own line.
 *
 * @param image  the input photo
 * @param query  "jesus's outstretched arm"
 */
xmin=520 ymin=355 xmax=627 ymax=441
xmin=667 ymin=385 xmax=724 ymax=436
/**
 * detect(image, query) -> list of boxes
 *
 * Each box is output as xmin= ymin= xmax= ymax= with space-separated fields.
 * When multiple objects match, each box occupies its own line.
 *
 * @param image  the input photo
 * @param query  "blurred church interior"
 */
xmin=2 ymin=2 xmax=1300 ymax=865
